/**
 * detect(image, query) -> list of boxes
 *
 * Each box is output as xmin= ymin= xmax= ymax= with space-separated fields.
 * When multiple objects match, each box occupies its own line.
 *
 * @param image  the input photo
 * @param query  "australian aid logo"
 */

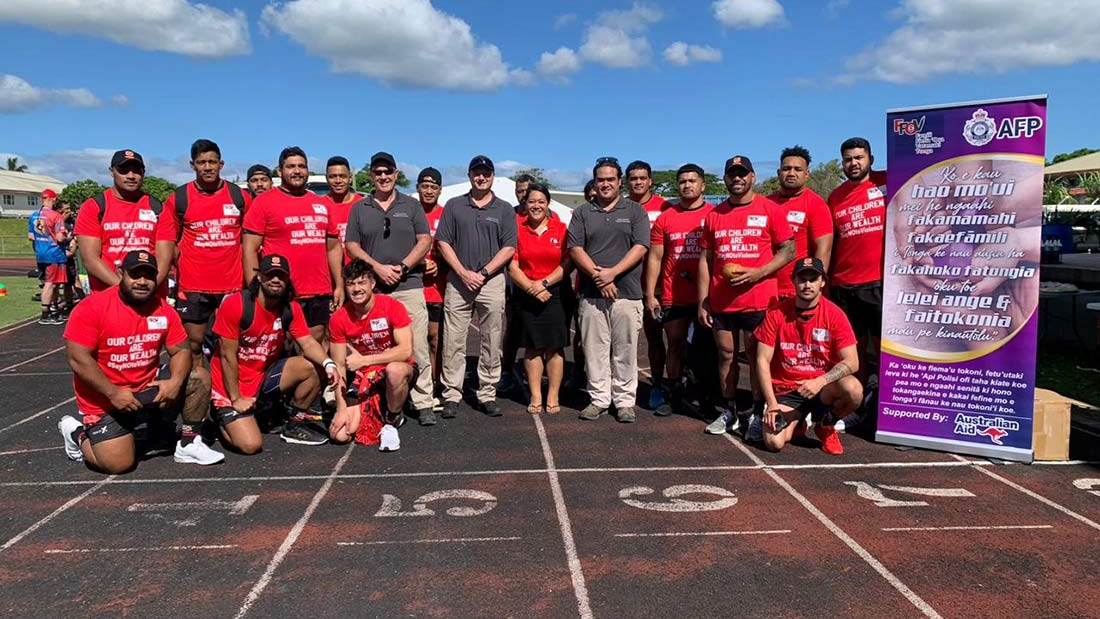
xmin=963 ymin=108 xmax=1043 ymax=147
xmin=953 ymin=413 xmax=1020 ymax=445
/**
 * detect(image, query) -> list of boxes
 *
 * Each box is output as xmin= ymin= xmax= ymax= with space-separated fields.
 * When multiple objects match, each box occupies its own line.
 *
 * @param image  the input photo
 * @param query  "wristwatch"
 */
xmin=479 ymin=267 xmax=490 ymax=278
xmin=542 ymin=279 xmax=551 ymax=289
xmin=399 ymin=263 xmax=409 ymax=278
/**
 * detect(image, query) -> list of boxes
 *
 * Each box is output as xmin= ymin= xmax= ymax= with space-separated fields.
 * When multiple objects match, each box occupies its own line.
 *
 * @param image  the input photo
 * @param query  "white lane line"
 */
xmin=0 ymin=476 xmax=115 ymax=553
xmin=769 ymin=460 xmax=988 ymax=470
xmin=533 ymin=413 xmax=593 ymax=619
xmin=614 ymin=529 xmax=791 ymax=538
xmin=723 ymin=434 xmax=944 ymax=619
xmin=45 ymin=544 xmax=238 ymax=554
xmin=953 ymin=455 xmax=1100 ymax=532
xmin=337 ymin=537 xmax=522 ymax=546
xmin=1034 ymin=459 xmax=1100 ymax=466
xmin=881 ymin=525 xmax=1053 ymax=532
xmin=0 ymin=317 xmax=39 ymax=336
xmin=233 ymin=444 xmax=354 ymax=619
xmin=0 ymin=446 xmax=62 ymax=456
xmin=0 ymin=345 xmax=66 ymax=373
xmin=0 ymin=396 xmax=76 ymax=436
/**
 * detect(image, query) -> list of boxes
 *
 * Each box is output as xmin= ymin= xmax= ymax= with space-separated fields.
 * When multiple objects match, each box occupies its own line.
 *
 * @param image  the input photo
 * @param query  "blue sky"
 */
xmin=2 ymin=0 xmax=1099 ymax=189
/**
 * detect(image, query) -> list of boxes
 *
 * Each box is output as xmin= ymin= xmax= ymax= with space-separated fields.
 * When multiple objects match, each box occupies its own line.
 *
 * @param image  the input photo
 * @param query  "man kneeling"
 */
xmin=209 ymin=255 xmax=337 ymax=452
xmin=328 ymin=260 xmax=415 ymax=452
xmin=754 ymin=258 xmax=863 ymax=455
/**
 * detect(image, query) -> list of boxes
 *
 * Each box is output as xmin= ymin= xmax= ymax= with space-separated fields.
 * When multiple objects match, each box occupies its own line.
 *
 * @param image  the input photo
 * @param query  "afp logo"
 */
xmin=893 ymin=116 xmax=925 ymax=136
xmin=963 ymin=108 xmax=1043 ymax=147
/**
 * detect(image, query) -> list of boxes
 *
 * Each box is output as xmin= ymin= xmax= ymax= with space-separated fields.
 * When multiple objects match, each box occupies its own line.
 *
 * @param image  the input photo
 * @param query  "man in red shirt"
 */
xmin=247 ymin=164 xmax=273 ymax=197
xmin=328 ymin=260 xmax=415 ymax=452
xmin=243 ymin=147 xmax=334 ymax=344
xmin=57 ymin=250 xmax=218 ymax=473
xmin=754 ymin=258 xmax=863 ymax=455
xmin=156 ymin=139 xmax=252 ymax=362
xmin=627 ymin=160 xmax=672 ymax=410
xmin=75 ymin=149 xmax=169 ymax=292
xmin=209 ymin=255 xmax=338 ymax=451
xmin=645 ymin=164 xmax=713 ymax=417
xmin=828 ymin=137 xmax=888 ymax=391
xmin=768 ymin=145 xmax=833 ymax=300
xmin=698 ymin=155 xmax=794 ymax=435
xmin=416 ymin=167 xmax=446 ymax=411
xmin=324 ymin=155 xmax=360 ymax=281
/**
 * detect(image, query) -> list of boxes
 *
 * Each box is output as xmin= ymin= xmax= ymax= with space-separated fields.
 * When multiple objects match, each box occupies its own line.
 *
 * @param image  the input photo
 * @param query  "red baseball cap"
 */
xmin=41 ymin=189 xmax=58 ymax=199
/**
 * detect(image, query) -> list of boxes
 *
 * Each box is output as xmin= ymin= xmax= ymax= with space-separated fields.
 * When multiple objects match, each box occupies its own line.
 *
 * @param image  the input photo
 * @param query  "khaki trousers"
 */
xmin=578 ymin=297 xmax=643 ymax=408
xmin=440 ymin=274 xmax=506 ymax=403
xmin=389 ymin=288 xmax=434 ymax=411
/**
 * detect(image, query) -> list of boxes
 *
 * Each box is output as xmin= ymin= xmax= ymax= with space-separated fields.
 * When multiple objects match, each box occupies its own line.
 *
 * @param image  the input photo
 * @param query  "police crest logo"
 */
xmin=963 ymin=108 xmax=996 ymax=147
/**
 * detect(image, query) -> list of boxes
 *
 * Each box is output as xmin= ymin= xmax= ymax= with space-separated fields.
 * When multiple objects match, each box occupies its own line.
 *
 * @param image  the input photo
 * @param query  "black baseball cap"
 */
xmin=111 ymin=149 xmax=145 ymax=169
xmin=370 ymin=152 xmax=396 ymax=169
xmin=792 ymin=257 xmax=826 ymax=278
xmin=468 ymin=155 xmax=494 ymax=173
xmin=247 ymin=164 xmax=271 ymax=180
xmin=121 ymin=249 xmax=157 ymax=275
xmin=259 ymin=254 xmax=290 ymax=276
xmin=724 ymin=155 xmax=754 ymax=174
xmin=417 ymin=167 xmax=442 ymax=185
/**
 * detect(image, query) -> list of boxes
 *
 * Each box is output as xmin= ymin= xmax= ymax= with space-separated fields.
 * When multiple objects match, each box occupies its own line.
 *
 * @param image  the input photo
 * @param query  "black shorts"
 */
xmin=776 ymin=390 xmax=823 ymax=414
xmin=832 ymin=282 xmax=882 ymax=339
xmin=661 ymin=305 xmax=697 ymax=324
xmin=83 ymin=365 xmax=176 ymax=445
xmin=213 ymin=358 xmax=289 ymax=427
xmin=711 ymin=310 xmax=766 ymax=333
xmin=426 ymin=302 xmax=443 ymax=323
xmin=297 ymin=296 xmax=333 ymax=328
xmin=175 ymin=291 xmax=228 ymax=324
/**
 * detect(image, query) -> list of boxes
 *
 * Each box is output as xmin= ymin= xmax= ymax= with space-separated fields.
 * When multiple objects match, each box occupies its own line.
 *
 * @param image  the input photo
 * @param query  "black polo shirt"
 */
xmin=436 ymin=192 xmax=517 ymax=274
xmin=344 ymin=191 xmax=429 ymax=292
xmin=567 ymin=197 xmax=650 ymax=300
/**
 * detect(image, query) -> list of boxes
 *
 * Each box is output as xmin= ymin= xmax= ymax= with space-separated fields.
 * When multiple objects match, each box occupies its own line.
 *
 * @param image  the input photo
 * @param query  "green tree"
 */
xmin=141 ymin=176 xmax=177 ymax=202
xmin=652 ymin=170 xmax=725 ymax=197
xmin=806 ymin=159 xmax=846 ymax=198
xmin=1078 ymin=171 xmax=1100 ymax=202
xmin=59 ymin=179 xmax=108 ymax=209
xmin=6 ymin=156 xmax=28 ymax=172
xmin=354 ymin=165 xmax=411 ymax=194
xmin=755 ymin=176 xmax=782 ymax=196
xmin=1048 ymin=148 xmax=1099 ymax=166
xmin=510 ymin=167 xmax=555 ymax=188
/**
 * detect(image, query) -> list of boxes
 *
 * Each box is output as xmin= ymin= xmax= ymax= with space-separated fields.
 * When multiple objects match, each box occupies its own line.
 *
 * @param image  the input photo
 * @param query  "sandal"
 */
xmin=527 ymin=403 xmax=544 ymax=414
xmin=544 ymin=404 xmax=561 ymax=414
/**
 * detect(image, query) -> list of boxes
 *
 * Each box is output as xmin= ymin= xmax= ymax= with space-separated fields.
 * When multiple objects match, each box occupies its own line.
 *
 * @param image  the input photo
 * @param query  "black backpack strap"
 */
xmin=239 ymin=288 xmax=256 ymax=332
xmin=282 ymin=303 xmax=296 ymax=339
xmin=93 ymin=192 xmax=107 ymax=224
xmin=226 ymin=182 xmax=246 ymax=215
xmin=174 ymin=185 xmax=189 ymax=224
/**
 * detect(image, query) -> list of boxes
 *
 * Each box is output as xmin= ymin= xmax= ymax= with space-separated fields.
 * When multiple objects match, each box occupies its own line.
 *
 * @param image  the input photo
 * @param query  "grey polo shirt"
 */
xmin=567 ymin=197 xmax=650 ymax=300
xmin=435 ymin=192 xmax=517 ymax=275
xmin=344 ymin=191 xmax=429 ymax=292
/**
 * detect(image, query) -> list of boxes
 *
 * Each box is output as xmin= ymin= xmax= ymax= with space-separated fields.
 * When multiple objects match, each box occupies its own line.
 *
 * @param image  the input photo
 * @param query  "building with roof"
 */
xmin=0 ymin=170 xmax=65 ymax=217
xmin=1045 ymin=151 xmax=1100 ymax=182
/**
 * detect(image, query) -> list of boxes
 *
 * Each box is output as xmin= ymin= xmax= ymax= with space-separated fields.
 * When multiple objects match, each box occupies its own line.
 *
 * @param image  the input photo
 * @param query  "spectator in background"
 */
xmin=416 ymin=167 xmax=447 ymax=412
xmin=246 ymin=164 xmax=273 ymax=197
xmin=31 ymin=189 xmax=69 ymax=324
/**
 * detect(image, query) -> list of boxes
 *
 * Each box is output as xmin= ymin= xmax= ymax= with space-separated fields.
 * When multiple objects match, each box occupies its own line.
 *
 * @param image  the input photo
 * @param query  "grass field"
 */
xmin=0 ymin=216 xmax=34 ymax=257
xmin=0 ymin=275 xmax=40 ymax=327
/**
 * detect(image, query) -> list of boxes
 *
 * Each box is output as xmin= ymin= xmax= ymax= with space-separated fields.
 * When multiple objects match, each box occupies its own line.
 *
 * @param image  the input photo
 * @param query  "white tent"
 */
xmin=420 ymin=176 xmax=574 ymax=224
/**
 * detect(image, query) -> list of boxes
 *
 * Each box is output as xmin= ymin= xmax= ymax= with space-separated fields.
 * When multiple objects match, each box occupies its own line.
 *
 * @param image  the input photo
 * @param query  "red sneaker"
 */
xmin=792 ymin=419 xmax=808 ymax=440
xmin=815 ymin=423 xmax=844 ymax=455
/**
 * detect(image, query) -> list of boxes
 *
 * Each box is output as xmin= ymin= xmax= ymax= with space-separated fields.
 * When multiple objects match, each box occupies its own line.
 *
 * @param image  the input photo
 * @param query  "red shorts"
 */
xmin=45 ymin=264 xmax=68 ymax=284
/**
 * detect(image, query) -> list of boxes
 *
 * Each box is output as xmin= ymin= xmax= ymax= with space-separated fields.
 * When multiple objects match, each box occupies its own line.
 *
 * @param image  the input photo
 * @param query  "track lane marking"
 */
xmin=0 ymin=396 xmax=76 ymax=436
xmin=881 ymin=525 xmax=1053 ymax=532
xmin=0 ymin=316 xmax=40 ymax=336
xmin=0 ymin=345 xmax=66 ymax=373
xmin=44 ymin=544 xmax=238 ymax=554
xmin=614 ymin=529 xmax=790 ymax=538
xmin=337 ymin=537 xmax=522 ymax=546
xmin=1 ymin=476 xmax=116 ymax=553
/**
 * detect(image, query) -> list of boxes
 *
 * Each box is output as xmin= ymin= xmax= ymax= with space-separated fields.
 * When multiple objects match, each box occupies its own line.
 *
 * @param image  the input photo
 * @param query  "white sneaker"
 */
xmin=745 ymin=413 xmax=764 ymax=442
xmin=322 ymin=384 xmax=337 ymax=408
xmin=705 ymin=408 xmax=739 ymax=435
xmin=379 ymin=424 xmax=400 ymax=452
xmin=833 ymin=419 xmax=846 ymax=433
xmin=58 ymin=415 xmax=84 ymax=462
xmin=432 ymin=396 xmax=444 ymax=412
xmin=173 ymin=439 xmax=226 ymax=465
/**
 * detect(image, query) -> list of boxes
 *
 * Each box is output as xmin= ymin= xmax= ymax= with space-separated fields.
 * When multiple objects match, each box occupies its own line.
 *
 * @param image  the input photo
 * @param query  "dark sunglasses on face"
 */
xmin=383 ymin=217 xmax=391 ymax=238
xmin=372 ymin=168 xmax=395 ymax=177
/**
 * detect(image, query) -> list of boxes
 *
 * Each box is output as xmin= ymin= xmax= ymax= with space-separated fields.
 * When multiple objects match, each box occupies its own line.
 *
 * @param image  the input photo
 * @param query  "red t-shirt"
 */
xmin=827 ymin=170 xmax=888 ymax=286
xmin=754 ymin=297 xmax=857 ymax=393
xmin=329 ymin=294 xmax=413 ymax=363
xmin=769 ymin=189 xmax=833 ymax=297
xmin=209 ymin=291 xmax=310 ymax=406
xmin=75 ymin=190 xmax=160 ymax=292
xmin=513 ymin=216 xmax=568 ymax=282
xmin=650 ymin=202 xmax=714 ymax=307
xmin=243 ymin=188 xmax=331 ymax=296
xmin=64 ymin=287 xmax=187 ymax=418
xmin=156 ymin=182 xmax=253 ymax=293
xmin=323 ymin=193 xmax=358 ymax=263
xmin=422 ymin=204 xmax=447 ymax=304
xmin=700 ymin=195 xmax=792 ymax=313
xmin=641 ymin=194 xmax=672 ymax=224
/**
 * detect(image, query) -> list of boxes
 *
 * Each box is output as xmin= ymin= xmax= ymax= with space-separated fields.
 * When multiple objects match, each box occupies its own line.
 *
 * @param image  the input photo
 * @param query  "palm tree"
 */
xmin=6 ymin=157 xmax=28 ymax=172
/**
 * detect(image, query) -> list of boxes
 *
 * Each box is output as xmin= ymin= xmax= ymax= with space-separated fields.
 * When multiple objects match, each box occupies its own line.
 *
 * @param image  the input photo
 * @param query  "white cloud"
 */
xmin=554 ymin=13 xmax=577 ymax=29
xmin=712 ymin=0 xmax=786 ymax=29
xmin=261 ymin=0 xmax=523 ymax=92
xmin=663 ymin=42 xmax=723 ymax=66
xmin=579 ymin=3 xmax=663 ymax=68
xmin=825 ymin=0 xmax=850 ymax=18
xmin=7 ymin=148 xmax=252 ymax=185
xmin=0 ymin=0 xmax=249 ymax=59
xmin=0 ymin=74 xmax=103 ymax=113
xmin=537 ymin=47 xmax=582 ymax=82
xmin=840 ymin=0 xmax=1100 ymax=84
xmin=110 ymin=95 xmax=130 ymax=106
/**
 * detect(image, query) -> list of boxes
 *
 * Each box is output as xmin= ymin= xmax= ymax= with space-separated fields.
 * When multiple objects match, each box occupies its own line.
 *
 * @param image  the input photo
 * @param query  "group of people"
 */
xmin=27 ymin=189 xmax=82 ymax=324
xmin=51 ymin=136 xmax=888 ymax=475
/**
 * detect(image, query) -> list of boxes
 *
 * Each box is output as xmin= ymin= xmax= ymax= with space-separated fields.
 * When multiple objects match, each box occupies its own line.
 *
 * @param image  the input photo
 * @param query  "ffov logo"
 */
xmin=893 ymin=116 xmax=925 ymax=136
xmin=953 ymin=413 xmax=1019 ymax=445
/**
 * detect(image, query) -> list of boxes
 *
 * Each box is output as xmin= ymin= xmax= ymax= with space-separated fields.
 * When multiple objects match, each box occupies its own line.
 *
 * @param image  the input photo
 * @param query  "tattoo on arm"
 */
xmin=823 ymin=362 xmax=853 ymax=384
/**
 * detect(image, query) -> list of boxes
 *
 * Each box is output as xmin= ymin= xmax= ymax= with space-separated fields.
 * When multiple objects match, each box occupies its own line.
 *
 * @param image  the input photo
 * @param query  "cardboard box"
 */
xmin=1033 ymin=388 xmax=1071 ymax=461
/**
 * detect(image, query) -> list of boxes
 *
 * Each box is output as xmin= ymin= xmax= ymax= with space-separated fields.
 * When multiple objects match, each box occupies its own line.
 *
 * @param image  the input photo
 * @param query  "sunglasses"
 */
xmin=371 ymin=168 xmax=395 ymax=177
xmin=595 ymin=156 xmax=619 ymax=166
xmin=726 ymin=168 xmax=752 ymax=178
xmin=383 ymin=217 xmax=391 ymax=239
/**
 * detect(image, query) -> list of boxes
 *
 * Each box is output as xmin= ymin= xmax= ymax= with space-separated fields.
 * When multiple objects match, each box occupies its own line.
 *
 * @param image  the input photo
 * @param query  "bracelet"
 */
xmin=323 ymin=358 xmax=336 ymax=370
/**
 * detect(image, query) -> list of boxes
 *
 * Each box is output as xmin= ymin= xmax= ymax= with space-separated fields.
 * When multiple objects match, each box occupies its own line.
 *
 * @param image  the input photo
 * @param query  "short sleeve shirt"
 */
xmin=827 ymin=171 xmax=888 ymax=287
xmin=242 ymin=188 xmax=331 ymax=297
xmin=700 ymin=195 xmax=792 ymax=313
xmin=422 ymin=204 xmax=447 ymax=304
xmin=75 ymin=191 xmax=160 ymax=292
xmin=343 ymin=192 xmax=429 ymax=292
xmin=32 ymin=208 xmax=67 ymax=264
xmin=642 ymin=194 xmax=672 ymax=223
xmin=323 ymin=193 xmax=359 ymax=262
xmin=769 ymin=189 xmax=833 ymax=297
xmin=567 ymin=198 xmax=650 ymax=300
xmin=157 ymin=182 xmax=253 ymax=293
xmin=650 ymin=202 xmax=713 ymax=307
xmin=208 ymin=291 xmax=310 ymax=406
xmin=64 ymin=287 xmax=187 ymax=417
xmin=328 ymin=294 xmax=414 ymax=363
xmin=514 ymin=216 xmax=568 ymax=282
xmin=754 ymin=297 xmax=857 ymax=393
xmin=435 ymin=192 xmax=518 ymax=275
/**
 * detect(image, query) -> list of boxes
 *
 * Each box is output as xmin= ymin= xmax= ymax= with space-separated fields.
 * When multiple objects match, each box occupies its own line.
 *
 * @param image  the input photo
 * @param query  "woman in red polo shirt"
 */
xmin=509 ymin=183 xmax=572 ymax=414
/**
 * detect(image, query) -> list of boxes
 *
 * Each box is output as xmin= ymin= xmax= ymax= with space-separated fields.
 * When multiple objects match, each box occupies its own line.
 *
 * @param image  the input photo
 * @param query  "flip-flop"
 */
xmin=545 ymin=404 xmax=561 ymax=414
xmin=527 ymin=404 xmax=544 ymax=414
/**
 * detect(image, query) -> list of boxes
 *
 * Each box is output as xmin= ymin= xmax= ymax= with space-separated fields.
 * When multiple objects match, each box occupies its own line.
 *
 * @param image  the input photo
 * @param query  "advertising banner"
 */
xmin=877 ymin=95 xmax=1047 ymax=462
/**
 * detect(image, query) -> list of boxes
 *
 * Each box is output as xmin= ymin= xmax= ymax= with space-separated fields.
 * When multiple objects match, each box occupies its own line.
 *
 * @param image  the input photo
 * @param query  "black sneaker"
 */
xmin=441 ymin=401 xmax=458 ymax=419
xmin=280 ymin=420 xmax=329 ymax=445
xmin=417 ymin=408 xmax=438 ymax=426
xmin=481 ymin=400 xmax=503 ymax=417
